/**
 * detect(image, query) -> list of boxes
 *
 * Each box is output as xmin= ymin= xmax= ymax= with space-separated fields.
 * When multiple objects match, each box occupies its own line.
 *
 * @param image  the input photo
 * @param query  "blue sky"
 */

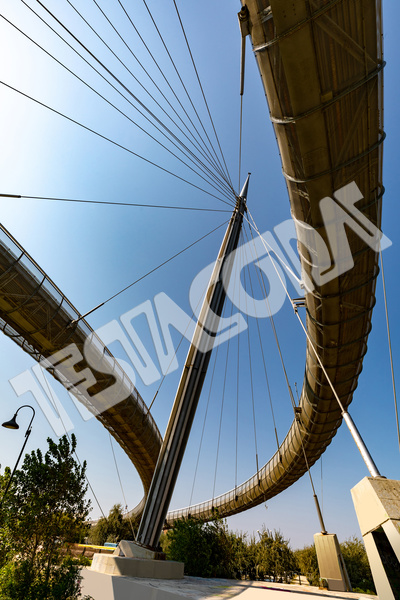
xmin=0 ymin=0 xmax=399 ymax=550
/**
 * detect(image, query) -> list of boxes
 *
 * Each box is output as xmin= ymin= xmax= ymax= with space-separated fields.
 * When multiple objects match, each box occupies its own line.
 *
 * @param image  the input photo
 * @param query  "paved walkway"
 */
xmin=81 ymin=570 xmax=378 ymax=600
xmin=121 ymin=576 xmax=378 ymax=599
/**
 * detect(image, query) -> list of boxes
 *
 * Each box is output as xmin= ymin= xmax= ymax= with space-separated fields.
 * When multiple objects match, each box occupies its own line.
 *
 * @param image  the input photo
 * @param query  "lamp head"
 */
xmin=2 ymin=413 xmax=19 ymax=430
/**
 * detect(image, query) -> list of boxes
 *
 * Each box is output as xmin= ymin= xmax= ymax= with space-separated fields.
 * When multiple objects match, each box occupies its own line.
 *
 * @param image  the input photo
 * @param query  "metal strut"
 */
xmin=136 ymin=174 xmax=250 ymax=549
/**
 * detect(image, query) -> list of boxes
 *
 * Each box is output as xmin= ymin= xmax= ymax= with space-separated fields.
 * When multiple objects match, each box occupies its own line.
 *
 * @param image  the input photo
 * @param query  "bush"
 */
xmin=0 ymin=557 xmax=94 ymax=600
xmin=340 ymin=537 xmax=376 ymax=594
xmin=257 ymin=528 xmax=297 ymax=582
xmin=162 ymin=516 xmax=237 ymax=578
xmin=162 ymin=519 xmax=297 ymax=582
xmin=87 ymin=504 xmax=138 ymax=546
xmin=294 ymin=545 xmax=319 ymax=585
xmin=0 ymin=435 xmax=91 ymax=600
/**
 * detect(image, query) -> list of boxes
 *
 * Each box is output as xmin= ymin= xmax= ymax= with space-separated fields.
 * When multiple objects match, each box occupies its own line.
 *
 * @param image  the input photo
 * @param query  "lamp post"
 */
xmin=0 ymin=405 xmax=35 ymax=507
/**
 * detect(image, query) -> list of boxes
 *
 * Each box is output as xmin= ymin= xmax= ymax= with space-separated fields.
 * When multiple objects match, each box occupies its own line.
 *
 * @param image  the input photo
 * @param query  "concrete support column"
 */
xmin=136 ymin=176 xmax=250 ymax=550
xmin=351 ymin=477 xmax=400 ymax=599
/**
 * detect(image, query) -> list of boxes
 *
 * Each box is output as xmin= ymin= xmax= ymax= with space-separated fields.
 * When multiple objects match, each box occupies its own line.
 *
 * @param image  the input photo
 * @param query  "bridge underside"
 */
xmin=0 ymin=0 xmax=384 ymax=523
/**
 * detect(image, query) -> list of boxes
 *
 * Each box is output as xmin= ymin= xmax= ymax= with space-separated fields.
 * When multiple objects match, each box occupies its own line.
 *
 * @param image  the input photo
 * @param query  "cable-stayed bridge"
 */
xmin=0 ymin=0 xmax=384 ymax=530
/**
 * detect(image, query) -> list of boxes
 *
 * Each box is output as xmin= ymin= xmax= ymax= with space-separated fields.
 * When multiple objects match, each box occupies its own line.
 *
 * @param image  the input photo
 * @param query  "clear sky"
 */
xmin=0 ymin=0 xmax=399 ymax=550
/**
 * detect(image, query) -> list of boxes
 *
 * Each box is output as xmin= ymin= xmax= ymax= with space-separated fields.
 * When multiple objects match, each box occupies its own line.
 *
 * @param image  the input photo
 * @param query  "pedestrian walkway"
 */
xmin=81 ymin=570 xmax=378 ymax=600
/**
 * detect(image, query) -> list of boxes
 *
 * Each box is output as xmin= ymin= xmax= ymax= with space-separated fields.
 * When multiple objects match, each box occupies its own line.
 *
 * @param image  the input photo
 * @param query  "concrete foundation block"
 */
xmin=91 ymin=553 xmax=184 ymax=580
xmin=81 ymin=569 xmax=185 ymax=600
xmin=113 ymin=539 xmax=165 ymax=561
xmin=314 ymin=532 xmax=351 ymax=592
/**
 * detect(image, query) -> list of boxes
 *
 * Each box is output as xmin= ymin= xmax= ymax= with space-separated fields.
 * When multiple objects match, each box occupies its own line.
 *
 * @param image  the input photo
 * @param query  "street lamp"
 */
xmin=0 ymin=405 xmax=35 ymax=507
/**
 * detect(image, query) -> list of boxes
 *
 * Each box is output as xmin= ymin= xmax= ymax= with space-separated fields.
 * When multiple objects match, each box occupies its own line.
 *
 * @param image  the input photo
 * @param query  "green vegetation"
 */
xmin=257 ymin=528 xmax=298 ymax=582
xmin=161 ymin=516 xmax=376 ymax=594
xmin=291 ymin=537 xmax=375 ymax=594
xmin=161 ymin=516 xmax=238 ymax=578
xmin=87 ymin=504 xmax=138 ymax=546
xmin=294 ymin=544 xmax=319 ymax=585
xmin=340 ymin=536 xmax=376 ymax=594
xmin=0 ymin=435 xmax=377 ymax=597
xmin=161 ymin=517 xmax=297 ymax=581
xmin=0 ymin=434 xmax=92 ymax=600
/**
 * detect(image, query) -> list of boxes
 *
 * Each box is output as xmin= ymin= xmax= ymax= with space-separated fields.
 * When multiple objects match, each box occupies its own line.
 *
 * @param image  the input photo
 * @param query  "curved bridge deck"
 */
xmin=0 ymin=225 xmax=162 ymax=496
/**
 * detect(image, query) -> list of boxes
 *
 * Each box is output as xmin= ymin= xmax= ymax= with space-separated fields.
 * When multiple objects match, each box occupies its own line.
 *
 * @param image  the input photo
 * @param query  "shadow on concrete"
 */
xmin=257 ymin=585 xmax=352 ymax=598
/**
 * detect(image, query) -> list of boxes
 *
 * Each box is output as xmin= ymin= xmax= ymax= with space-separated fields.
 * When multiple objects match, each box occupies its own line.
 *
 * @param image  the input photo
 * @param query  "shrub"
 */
xmin=0 ymin=435 xmax=91 ymax=600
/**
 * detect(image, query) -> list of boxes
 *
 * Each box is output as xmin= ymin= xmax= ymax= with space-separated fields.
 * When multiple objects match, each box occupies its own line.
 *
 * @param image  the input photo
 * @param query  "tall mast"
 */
xmin=137 ymin=174 xmax=250 ymax=549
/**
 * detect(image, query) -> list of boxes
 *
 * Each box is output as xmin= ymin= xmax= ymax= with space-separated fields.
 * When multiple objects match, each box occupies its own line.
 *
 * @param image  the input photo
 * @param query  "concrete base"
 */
xmin=351 ymin=477 xmax=400 ymax=600
xmin=113 ymin=539 xmax=165 ymax=561
xmin=91 ymin=553 xmax=184 ymax=579
xmin=81 ymin=568 xmax=185 ymax=600
xmin=313 ymin=533 xmax=351 ymax=592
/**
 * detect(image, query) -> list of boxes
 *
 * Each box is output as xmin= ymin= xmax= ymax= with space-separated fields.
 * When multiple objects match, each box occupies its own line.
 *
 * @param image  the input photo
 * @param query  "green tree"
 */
xmin=257 ymin=528 xmax=297 ymax=582
xmin=162 ymin=516 xmax=237 ymax=578
xmin=88 ymin=504 xmax=138 ymax=546
xmin=162 ymin=516 xmax=211 ymax=577
xmin=294 ymin=544 xmax=319 ymax=585
xmin=0 ymin=434 xmax=91 ymax=600
xmin=340 ymin=536 xmax=376 ymax=594
xmin=243 ymin=534 xmax=261 ymax=580
xmin=226 ymin=531 xmax=250 ymax=579
xmin=162 ymin=518 xmax=300 ymax=582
